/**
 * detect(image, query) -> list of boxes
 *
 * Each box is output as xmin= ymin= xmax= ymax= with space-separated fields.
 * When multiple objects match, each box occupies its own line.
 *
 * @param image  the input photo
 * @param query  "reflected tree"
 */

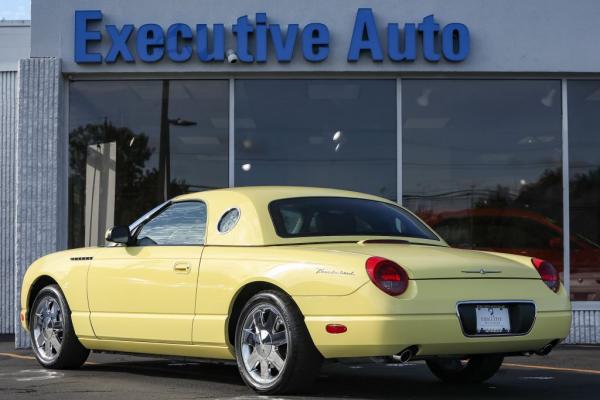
xmin=472 ymin=168 xmax=562 ymax=224
xmin=69 ymin=121 xmax=189 ymax=248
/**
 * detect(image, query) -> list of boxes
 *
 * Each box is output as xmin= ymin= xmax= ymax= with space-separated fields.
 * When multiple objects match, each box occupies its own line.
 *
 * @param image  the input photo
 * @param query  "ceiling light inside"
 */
xmin=541 ymin=88 xmax=556 ymax=108
xmin=416 ymin=88 xmax=432 ymax=107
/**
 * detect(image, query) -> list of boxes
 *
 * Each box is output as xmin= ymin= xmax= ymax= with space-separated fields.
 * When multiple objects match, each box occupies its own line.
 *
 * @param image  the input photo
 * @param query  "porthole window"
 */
xmin=218 ymin=208 xmax=240 ymax=233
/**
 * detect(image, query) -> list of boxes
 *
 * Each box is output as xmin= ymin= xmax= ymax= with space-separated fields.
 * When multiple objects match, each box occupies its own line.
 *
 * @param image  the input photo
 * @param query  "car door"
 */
xmin=88 ymin=201 xmax=207 ymax=344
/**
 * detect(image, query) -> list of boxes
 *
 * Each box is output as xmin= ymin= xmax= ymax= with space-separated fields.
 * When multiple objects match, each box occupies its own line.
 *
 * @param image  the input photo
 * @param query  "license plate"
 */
xmin=475 ymin=305 xmax=511 ymax=334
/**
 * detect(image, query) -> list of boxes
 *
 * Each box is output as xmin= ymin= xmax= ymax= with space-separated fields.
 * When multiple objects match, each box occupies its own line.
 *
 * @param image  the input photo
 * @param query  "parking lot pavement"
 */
xmin=1 ymin=338 xmax=599 ymax=400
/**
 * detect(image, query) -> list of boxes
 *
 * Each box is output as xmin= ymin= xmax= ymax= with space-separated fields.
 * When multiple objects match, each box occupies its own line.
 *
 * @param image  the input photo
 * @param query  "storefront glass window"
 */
xmin=402 ymin=79 xmax=564 ymax=286
xmin=68 ymin=80 xmax=229 ymax=248
xmin=235 ymin=79 xmax=397 ymax=200
xmin=568 ymin=80 xmax=600 ymax=301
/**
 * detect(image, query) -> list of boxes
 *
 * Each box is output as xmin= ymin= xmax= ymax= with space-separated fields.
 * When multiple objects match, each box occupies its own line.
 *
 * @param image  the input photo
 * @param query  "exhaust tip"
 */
xmin=535 ymin=339 xmax=560 ymax=356
xmin=393 ymin=346 xmax=418 ymax=363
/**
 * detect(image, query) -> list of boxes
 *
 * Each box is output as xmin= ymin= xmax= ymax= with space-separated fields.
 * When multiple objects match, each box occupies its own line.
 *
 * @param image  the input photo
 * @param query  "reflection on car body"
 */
xmin=424 ymin=208 xmax=600 ymax=301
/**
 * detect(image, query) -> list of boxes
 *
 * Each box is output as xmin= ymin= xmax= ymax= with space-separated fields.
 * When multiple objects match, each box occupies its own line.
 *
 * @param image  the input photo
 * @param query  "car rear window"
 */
xmin=268 ymin=197 xmax=439 ymax=240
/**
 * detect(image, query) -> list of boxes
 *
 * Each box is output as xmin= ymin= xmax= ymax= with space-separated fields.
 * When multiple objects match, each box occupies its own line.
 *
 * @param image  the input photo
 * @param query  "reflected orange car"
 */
xmin=423 ymin=208 xmax=600 ymax=301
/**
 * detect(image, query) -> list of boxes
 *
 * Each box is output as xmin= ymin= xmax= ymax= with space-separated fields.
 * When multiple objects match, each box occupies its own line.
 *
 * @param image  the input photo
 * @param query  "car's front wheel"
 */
xmin=426 ymin=355 xmax=504 ymax=383
xmin=29 ymin=284 xmax=90 ymax=369
xmin=234 ymin=290 xmax=323 ymax=394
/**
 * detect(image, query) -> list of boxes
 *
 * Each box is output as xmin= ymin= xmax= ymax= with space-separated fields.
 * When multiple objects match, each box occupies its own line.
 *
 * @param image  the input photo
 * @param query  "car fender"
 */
xmin=21 ymin=249 xmax=97 ymax=336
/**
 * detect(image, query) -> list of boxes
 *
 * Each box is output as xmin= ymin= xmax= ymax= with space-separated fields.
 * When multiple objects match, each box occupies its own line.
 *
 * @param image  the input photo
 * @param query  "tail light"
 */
xmin=366 ymin=257 xmax=409 ymax=296
xmin=326 ymin=324 xmax=348 ymax=334
xmin=531 ymin=258 xmax=560 ymax=292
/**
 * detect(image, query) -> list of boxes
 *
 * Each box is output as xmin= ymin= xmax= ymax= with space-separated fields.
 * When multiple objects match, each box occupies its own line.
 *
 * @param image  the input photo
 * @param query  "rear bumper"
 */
xmin=304 ymin=310 xmax=571 ymax=358
xmin=296 ymin=278 xmax=572 ymax=359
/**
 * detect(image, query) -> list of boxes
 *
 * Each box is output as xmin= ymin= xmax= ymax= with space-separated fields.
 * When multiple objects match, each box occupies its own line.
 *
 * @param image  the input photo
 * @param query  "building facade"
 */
xmin=0 ymin=20 xmax=30 ymax=336
xmin=1 ymin=0 xmax=600 ymax=347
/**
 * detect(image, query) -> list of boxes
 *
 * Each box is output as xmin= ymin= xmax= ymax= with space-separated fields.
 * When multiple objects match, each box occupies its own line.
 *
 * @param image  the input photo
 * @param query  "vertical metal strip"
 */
xmin=228 ymin=78 xmax=235 ymax=188
xmin=396 ymin=78 xmax=402 ymax=205
xmin=61 ymin=76 xmax=70 ymax=250
xmin=561 ymin=79 xmax=570 ymax=296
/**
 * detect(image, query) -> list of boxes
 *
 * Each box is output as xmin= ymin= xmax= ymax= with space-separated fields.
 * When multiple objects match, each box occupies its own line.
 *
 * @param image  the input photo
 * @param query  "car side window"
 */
xmin=136 ymin=202 xmax=207 ymax=246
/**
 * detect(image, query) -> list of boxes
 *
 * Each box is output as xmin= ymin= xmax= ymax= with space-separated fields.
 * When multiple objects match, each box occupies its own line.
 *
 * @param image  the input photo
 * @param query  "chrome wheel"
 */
xmin=32 ymin=296 xmax=64 ymax=362
xmin=240 ymin=304 xmax=288 ymax=386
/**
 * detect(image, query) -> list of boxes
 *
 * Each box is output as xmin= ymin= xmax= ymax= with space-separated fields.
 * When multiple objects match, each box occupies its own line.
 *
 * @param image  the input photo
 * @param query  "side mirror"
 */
xmin=105 ymin=225 xmax=132 ymax=245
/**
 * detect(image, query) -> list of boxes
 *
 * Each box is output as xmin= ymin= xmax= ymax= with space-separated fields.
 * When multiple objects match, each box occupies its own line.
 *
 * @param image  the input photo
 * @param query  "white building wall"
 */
xmin=14 ymin=58 xmax=67 ymax=348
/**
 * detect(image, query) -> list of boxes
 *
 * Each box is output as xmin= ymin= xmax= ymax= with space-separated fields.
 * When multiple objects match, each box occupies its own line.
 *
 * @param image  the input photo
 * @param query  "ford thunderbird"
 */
xmin=20 ymin=187 xmax=571 ymax=394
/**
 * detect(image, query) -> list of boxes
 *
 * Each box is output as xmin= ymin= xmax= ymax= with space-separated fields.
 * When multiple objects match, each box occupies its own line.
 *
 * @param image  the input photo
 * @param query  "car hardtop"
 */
xmin=170 ymin=186 xmax=444 ymax=247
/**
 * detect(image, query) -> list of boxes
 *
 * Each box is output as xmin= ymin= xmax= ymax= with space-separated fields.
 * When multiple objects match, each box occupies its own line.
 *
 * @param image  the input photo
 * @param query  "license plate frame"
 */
xmin=475 ymin=305 xmax=511 ymax=334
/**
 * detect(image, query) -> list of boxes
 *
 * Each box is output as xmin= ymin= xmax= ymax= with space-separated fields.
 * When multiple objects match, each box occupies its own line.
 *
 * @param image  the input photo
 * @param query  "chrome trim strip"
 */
xmin=455 ymin=300 xmax=537 ymax=338
xmin=461 ymin=269 xmax=502 ymax=275
xmin=561 ymin=78 xmax=571 ymax=295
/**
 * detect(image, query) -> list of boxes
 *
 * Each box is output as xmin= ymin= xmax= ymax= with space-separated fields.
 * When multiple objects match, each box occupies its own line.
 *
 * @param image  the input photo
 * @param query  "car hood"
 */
xmin=301 ymin=242 xmax=540 ymax=280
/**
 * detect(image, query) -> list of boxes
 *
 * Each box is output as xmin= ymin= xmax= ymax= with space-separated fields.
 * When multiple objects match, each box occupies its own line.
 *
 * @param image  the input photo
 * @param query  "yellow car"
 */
xmin=20 ymin=186 xmax=571 ymax=394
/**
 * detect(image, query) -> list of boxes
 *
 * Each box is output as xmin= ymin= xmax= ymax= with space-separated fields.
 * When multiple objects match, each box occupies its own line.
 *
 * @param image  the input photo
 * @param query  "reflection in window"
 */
xmin=136 ymin=202 xmax=207 ymax=245
xmin=235 ymin=80 xmax=397 ymax=200
xmin=269 ymin=197 xmax=438 ymax=240
xmin=68 ymin=80 xmax=229 ymax=248
xmin=568 ymin=81 xmax=600 ymax=301
xmin=402 ymin=80 xmax=563 ymax=280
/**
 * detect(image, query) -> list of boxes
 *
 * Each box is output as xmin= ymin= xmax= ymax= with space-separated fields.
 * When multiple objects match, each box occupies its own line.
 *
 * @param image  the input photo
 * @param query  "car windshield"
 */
xmin=269 ymin=197 xmax=439 ymax=240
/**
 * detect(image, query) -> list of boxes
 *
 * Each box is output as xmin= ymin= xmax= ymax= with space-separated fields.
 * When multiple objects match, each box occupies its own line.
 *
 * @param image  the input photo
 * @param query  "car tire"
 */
xmin=234 ymin=290 xmax=323 ymax=394
xmin=29 ymin=284 xmax=90 ymax=369
xmin=426 ymin=355 xmax=504 ymax=383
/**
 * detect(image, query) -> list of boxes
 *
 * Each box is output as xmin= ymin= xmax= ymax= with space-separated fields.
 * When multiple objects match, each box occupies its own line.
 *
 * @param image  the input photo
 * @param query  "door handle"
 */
xmin=173 ymin=262 xmax=191 ymax=273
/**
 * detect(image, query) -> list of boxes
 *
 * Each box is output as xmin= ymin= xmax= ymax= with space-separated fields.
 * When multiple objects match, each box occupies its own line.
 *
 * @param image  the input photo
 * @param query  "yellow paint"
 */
xmin=20 ymin=186 xmax=571 ymax=361
xmin=88 ymin=246 xmax=203 ymax=343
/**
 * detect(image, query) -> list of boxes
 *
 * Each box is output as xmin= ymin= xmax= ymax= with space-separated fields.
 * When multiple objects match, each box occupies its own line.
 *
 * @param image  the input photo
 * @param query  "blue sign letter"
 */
xmin=302 ymin=23 xmax=329 ymax=62
xmin=442 ymin=23 xmax=470 ymax=62
xmin=418 ymin=15 xmax=440 ymax=62
xmin=197 ymin=24 xmax=225 ymax=62
xmin=255 ymin=13 xmax=268 ymax=63
xmin=74 ymin=10 xmax=103 ymax=63
xmin=105 ymin=24 xmax=134 ymax=63
xmin=270 ymin=24 xmax=298 ymax=62
xmin=232 ymin=15 xmax=254 ymax=62
xmin=387 ymin=23 xmax=416 ymax=62
xmin=166 ymin=23 xmax=193 ymax=62
xmin=348 ymin=8 xmax=383 ymax=62
xmin=137 ymin=24 xmax=165 ymax=63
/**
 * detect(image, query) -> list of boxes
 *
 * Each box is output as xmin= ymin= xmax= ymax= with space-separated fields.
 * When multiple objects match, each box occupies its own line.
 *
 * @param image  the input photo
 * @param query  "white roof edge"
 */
xmin=0 ymin=20 xmax=31 ymax=27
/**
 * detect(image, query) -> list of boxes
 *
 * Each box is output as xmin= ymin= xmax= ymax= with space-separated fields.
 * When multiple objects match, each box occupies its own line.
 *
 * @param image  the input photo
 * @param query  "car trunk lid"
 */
xmin=302 ymin=241 xmax=540 ymax=280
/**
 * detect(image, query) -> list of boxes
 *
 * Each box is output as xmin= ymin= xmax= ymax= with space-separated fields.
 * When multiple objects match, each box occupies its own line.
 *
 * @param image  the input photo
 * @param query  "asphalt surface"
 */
xmin=0 ymin=336 xmax=599 ymax=399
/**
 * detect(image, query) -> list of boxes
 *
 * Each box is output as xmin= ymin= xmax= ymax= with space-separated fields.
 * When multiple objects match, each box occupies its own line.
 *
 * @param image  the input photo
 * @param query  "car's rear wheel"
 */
xmin=426 ymin=355 xmax=504 ymax=383
xmin=234 ymin=290 xmax=323 ymax=394
xmin=29 ymin=284 xmax=90 ymax=369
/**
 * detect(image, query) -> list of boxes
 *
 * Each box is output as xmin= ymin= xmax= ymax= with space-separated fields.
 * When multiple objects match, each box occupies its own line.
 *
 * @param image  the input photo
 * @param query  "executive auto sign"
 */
xmin=74 ymin=8 xmax=470 ymax=64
